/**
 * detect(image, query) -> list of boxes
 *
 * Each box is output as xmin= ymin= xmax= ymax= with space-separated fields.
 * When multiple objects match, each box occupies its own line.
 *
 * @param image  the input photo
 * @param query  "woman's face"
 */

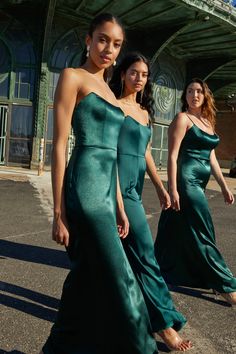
xmin=122 ymin=60 xmax=148 ymax=94
xmin=186 ymin=82 xmax=205 ymax=110
xmin=87 ymin=21 xmax=123 ymax=69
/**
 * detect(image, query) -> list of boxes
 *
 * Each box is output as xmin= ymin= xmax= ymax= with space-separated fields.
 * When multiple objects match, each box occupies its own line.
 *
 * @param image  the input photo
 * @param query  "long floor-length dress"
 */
xmin=43 ymin=93 xmax=157 ymax=354
xmin=155 ymin=122 xmax=236 ymax=293
xmin=117 ymin=116 xmax=186 ymax=333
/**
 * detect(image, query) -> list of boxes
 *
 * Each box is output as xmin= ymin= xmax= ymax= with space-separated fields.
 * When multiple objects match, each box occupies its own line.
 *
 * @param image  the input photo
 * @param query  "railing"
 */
xmin=181 ymin=0 xmax=236 ymax=21
xmin=212 ymin=0 xmax=236 ymax=11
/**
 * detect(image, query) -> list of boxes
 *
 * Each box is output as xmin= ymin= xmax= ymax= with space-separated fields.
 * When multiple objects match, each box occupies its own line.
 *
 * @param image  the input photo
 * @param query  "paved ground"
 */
xmin=0 ymin=167 xmax=235 ymax=354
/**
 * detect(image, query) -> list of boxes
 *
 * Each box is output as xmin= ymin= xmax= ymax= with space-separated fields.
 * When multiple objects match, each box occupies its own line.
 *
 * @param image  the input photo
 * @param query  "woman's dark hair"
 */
xmin=109 ymin=52 xmax=155 ymax=122
xmin=181 ymin=77 xmax=216 ymax=128
xmin=80 ymin=13 xmax=125 ymax=80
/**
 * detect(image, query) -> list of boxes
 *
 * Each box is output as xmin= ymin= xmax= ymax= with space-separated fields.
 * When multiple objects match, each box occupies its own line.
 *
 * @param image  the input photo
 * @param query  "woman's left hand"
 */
xmin=156 ymin=187 xmax=171 ymax=210
xmin=117 ymin=208 xmax=129 ymax=239
xmin=222 ymin=187 xmax=235 ymax=205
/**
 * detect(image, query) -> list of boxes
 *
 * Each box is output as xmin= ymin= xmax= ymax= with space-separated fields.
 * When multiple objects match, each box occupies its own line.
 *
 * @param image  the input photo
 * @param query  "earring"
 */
xmin=86 ymin=45 xmax=90 ymax=58
xmin=113 ymin=60 xmax=117 ymax=66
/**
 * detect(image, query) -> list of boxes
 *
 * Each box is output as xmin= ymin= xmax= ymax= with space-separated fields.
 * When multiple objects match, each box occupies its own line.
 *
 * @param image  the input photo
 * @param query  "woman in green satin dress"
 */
xmin=40 ymin=15 xmax=157 ymax=354
xmin=110 ymin=52 xmax=192 ymax=351
xmin=155 ymin=78 xmax=236 ymax=306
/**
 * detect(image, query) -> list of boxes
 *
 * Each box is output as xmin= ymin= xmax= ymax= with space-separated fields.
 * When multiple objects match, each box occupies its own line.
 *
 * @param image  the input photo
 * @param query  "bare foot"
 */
xmin=214 ymin=290 xmax=236 ymax=305
xmin=155 ymin=327 xmax=193 ymax=351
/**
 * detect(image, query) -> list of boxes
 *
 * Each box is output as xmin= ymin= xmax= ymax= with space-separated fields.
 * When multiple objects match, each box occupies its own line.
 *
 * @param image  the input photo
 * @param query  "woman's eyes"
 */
xmin=99 ymin=37 xmax=121 ymax=48
xmin=130 ymin=72 xmax=148 ymax=78
xmin=188 ymin=89 xmax=203 ymax=94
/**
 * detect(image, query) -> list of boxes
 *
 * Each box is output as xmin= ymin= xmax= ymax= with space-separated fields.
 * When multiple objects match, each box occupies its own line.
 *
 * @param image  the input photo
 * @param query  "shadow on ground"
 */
xmin=169 ymin=285 xmax=230 ymax=307
xmin=0 ymin=281 xmax=58 ymax=322
xmin=0 ymin=239 xmax=70 ymax=269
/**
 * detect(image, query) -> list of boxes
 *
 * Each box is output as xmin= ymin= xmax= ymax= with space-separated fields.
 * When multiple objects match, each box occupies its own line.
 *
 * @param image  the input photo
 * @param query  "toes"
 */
xmin=178 ymin=340 xmax=193 ymax=351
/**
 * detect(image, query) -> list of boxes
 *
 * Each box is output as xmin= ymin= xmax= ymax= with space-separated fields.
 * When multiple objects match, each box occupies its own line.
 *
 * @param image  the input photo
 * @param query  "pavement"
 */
xmin=0 ymin=166 xmax=236 ymax=354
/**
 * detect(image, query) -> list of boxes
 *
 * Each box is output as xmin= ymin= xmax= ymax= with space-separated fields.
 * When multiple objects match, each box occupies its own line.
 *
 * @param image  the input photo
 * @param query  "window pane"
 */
xmin=0 ymin=40 xmax=10 ymax=98
xmin=6 ymin=27 xmax=35 ymax=65
xmin=152 ymin=124 xmax=162 ymax=149
xmin=162 ymin=126 xmax=168 ymax=150
xmin=46 ymin=108 xmax=53 ymax=140
xmin=49 ymin=72 xmax=59 ymax=101
xmin=14 ymin=68 xmax=35 ymax=100
xmin=151 ymin=149 xmax=161 ymax=167
xmin=44 ymin=143 xmax=53 ymax=166
xmin=11 ymin=105 xmax=33 ymax=138
xmin=0 ymin=77 xmax=9 ymax=97
xmin=160 ymin=150 xmax=168 ymax=168
xmin=8 ymin=139 xmax=32 ymax=164
xmin=50 ymin=31 xmax=83 ymax=70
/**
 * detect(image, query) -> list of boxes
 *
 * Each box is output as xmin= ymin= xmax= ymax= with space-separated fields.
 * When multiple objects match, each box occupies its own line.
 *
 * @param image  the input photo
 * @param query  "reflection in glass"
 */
xmin=8 ymin=139 xmax=32 ymax=164
xmin=11 ymin=105 xmax=33 ymax=138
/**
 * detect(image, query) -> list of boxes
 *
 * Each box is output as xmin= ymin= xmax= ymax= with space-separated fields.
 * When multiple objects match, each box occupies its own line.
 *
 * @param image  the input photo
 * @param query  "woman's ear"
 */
xmin=85 ymin=34 xmax=91 ymax=47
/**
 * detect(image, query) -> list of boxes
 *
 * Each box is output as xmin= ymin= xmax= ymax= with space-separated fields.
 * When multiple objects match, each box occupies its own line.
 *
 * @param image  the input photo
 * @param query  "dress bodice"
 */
xmin=178 ymin=124 xmax=219 ymax=161
xmin=117 ymin=116 xmax=151 ymax=200
xmin=72 ymin=92 xmax=124 ymax=150
xmin=117 ymin=116 xmax=151 ymax=157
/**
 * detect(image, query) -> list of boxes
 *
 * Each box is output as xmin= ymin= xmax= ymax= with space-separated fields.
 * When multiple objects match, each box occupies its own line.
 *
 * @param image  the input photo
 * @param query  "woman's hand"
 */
xmin=170 ymin=190 xmax=180 ymax=211
xmin=156 ymin=187 xmax=171 ymax=210
xmin=52 ymin=213 xmax=70 ymax=247
xmin=222 ymin=187 xmax=235 ymax=205
xmin=117 ymin=208 xmax=129 ymax=239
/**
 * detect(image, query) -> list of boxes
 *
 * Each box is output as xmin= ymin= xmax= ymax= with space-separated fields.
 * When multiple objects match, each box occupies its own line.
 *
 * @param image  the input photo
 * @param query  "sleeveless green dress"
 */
xmin=155 ymin=123 xmax=236 ymax=293
xmin=43 ymin=93 xmax=157 ymax=354
xmin=117 ymin=116 xmax=186 ymax=333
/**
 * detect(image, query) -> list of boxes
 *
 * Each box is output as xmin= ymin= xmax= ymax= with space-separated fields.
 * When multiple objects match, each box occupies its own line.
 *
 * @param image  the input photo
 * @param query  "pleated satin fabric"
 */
xmin=155 ymin=124 xmax=236 ymax=293
xmin=43 ymin=93 xmax=157 ymax=354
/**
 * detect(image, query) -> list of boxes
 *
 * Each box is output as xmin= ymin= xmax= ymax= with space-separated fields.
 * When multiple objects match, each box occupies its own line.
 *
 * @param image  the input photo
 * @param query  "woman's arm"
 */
xmin=145 ymin=145 xmax=171 ymax=209
xmin=210 ymin=150 xmax=234 ymax=204
xmin=52 ymin=69 xmax=80 ymax=246
xmin=116 ymin=174 xmax=129 ymax=238
xmin=168 ymin=113 xmax=189 ymax=211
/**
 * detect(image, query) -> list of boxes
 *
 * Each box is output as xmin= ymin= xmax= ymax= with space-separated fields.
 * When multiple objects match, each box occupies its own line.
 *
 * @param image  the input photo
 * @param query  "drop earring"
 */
xmin=86 ymin=45 xmax=90 ymax=58
xmin=113 ymin=60 xmax=117 ymax=66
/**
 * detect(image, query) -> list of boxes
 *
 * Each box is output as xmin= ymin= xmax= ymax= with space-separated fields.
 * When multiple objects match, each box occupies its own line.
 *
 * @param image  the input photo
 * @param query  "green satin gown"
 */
xmin=155 ymin=123 xmax=236 ymax=293
xmin=117 ymin=116 xmax=186 ymax=333
xmin=43 ymin=93 xmax=157 ymax=354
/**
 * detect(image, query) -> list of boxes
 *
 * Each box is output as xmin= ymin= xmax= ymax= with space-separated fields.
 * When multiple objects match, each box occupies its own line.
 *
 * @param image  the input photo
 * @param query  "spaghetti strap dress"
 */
xmin=117 ymin=116 xmax=186 ymax=333
xmin=155 ymin=123 xmax=236 ymax=293
xmin=42 ymin=93 xmax=157 ymax=354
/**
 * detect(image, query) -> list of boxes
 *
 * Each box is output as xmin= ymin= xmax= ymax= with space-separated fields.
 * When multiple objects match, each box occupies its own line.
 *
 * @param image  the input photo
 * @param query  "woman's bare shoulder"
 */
xmin=171 ymin=112 xmax=188 ymax=126
xmin=59 ymin=67 xmax=87 ymax=85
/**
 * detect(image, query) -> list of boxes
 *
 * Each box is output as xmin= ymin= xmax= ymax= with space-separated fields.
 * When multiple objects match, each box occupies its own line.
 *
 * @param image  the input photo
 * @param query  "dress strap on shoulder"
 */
xmin=185 ymin=112 xmax=195 ymax=125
